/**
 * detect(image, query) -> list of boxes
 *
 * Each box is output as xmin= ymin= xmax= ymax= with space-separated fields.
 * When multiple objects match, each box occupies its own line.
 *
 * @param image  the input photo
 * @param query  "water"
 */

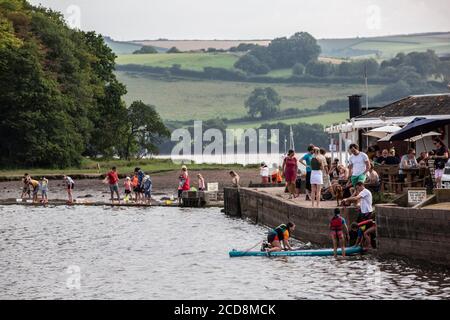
xmin=0 ymin=205 xmax=449 ymax=300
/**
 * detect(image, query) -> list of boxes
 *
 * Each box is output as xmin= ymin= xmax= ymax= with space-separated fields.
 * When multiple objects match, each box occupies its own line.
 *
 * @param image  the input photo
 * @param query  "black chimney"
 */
xmin=348 ymin=95 xmax=362 ymax=119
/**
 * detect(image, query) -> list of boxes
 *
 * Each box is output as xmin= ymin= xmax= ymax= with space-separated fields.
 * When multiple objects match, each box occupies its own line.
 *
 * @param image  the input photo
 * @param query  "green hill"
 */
xmin=318 ymin=32 xmax=450 ymax=59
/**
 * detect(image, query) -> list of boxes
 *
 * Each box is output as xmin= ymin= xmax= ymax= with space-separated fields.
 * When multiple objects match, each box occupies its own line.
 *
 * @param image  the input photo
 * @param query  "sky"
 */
xmin=29 ymin=0 xmax=450 ymax=41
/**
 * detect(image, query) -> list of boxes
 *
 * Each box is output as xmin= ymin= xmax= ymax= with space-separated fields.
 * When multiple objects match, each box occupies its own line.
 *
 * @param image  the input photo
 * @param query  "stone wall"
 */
xmin=376 ymin=205 xmax=450 ymax=266
xmin=225 ymin=187 xmax=359 ymax=245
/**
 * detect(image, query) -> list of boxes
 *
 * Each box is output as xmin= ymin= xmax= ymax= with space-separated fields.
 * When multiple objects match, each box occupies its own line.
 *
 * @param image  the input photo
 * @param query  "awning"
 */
xmin=363 ymin=125 xmax=402 ymax=138
xmin=388 ymin=117 xmax=450 ymax=141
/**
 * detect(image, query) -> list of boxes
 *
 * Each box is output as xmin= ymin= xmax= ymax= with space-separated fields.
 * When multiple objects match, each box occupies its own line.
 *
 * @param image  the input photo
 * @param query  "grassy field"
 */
xmin=133 ymin=39 xmax=271 ymax=51
xmin=116 ymin=52 xmax=241 ymax=71
xmin=0 ymin=158 xmax=253 ymax=177
xmin=318 ymin=32 xmax=450 ymax=59
xmin=227 ymin=112 xmax=349 ymax=129
xmin=116 ymin=71 xmax=385 ymax=121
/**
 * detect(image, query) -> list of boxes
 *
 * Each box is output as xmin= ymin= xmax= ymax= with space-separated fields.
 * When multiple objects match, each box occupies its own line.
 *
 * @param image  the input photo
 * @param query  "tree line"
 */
xmin=0 ymin=0 xmax=168 ymax=168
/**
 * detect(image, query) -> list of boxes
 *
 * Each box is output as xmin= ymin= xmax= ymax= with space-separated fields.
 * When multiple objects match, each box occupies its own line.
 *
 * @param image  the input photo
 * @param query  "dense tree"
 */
xmin=292 ymin=63 xmax=305 ymax=76
xmin=233 ymin=54 xmax=270 ymax=75
xmin=167 ymin=46 xmax=181 ymax=53
xmin=229 ymin=43 xmax=260 ymax=52
xmin=268 ymin=32 xmax=321 ymax=69
xmin=245 ymin=88 xmax=281 ymax=119
xmin=235 ymin=32 xmax=320 ymax=74
xmin=133 ymin=45 xmax=158 ymax=54
xmin=0 ymin=0 xmax=167 ymax=167
xmin=120 ymin=101 xmax=170 ymax=159
xmin=336 ymin=59 xmax=379 ymax=77
xmin=305 ymin=61 xmax=335 ymax=77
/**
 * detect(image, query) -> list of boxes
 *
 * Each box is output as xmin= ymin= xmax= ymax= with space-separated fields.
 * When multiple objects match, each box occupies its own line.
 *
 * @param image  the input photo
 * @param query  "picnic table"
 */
xmin=374 ymin=165 xmax=430 ymax=193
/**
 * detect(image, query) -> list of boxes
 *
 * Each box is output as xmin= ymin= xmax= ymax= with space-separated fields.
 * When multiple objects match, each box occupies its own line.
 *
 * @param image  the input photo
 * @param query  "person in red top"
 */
xmin=177 ymin=165 xmax=190 ymax=204
xmin=107 ymin=166 xmax=120 ymax=203
xmin=282 ymin=149 xmax=298 ymax=199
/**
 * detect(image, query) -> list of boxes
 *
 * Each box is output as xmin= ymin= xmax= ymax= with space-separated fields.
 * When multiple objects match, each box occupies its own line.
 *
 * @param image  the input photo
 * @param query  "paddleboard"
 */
xmin=229 ymin=246 xmax=363 ymax=257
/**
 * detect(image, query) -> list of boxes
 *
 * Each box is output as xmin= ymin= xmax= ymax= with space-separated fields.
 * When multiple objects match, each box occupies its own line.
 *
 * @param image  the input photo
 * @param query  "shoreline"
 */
xmin=0 ymin=169 xmax=259 ymax=201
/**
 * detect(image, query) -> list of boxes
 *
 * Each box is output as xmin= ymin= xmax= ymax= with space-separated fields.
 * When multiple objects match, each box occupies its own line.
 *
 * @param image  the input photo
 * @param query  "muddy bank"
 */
xmin=0 ymin=169 xmax=260 ymax=201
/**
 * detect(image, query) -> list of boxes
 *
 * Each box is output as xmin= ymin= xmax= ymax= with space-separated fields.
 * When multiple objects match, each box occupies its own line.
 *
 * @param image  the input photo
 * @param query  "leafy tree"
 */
xmin=133 ymin=45 xmax=158 ymax=54
xmin=268 ymin=32 xmax=321 ymax=68
xmin=234 ymin=54 xmax=270 ymax=75
xmin=167 ymin=46 xmax=181 ymax=53
xmin=305 ymin=61 xmax=335 ymax=77
xmin=0 ymin=0 xmax=132 ymax=167
xmin=120 ymin=101 xmax=170 ymax=159
xmin=245 ymin=88 xmax=281 ymax=119
xmin=336 ymin=59 xmax=379 ymax=77
xmin=292 ymin=63 xmax=305 ymax=76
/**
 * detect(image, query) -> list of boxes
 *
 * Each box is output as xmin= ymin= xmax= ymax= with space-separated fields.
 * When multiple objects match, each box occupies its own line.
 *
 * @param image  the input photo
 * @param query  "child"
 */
xmin=197 ymin=174 xmax=205 ymax=191
xmin=64 ymin=175 xmax=75 ymax=204
xmin=124 ymin=177 xmax=132 ymax=203
xmin=21 ymin=173 xmax=31 ymax=199
xmin=131 ymin=174 xmax=139 ymax=203
xmin=329 ymin=208 xmax=349 ymax=258
xmin=143 ymin=175 xmax=152 ymax=205
xmin=28 ymin=178 xmax=40 ymax=203
xmin=40 ymin=177 xmax=49 ymax=204
xmin=355 ymin=219 xmax=377 ymax=250
xmin=349 ymin=222 xmax=359 ymax=247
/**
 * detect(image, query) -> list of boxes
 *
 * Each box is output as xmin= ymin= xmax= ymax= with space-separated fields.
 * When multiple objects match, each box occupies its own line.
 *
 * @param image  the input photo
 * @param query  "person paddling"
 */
xmin=330 ymin=208 xmax=349 ymax=258
xmin=264 ymin=222 xmax=296 ymax=252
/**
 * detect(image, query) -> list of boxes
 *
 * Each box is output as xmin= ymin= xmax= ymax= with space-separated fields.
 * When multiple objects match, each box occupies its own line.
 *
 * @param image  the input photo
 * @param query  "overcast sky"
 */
xmin=29 ymin=0 xmax=450 ymax=40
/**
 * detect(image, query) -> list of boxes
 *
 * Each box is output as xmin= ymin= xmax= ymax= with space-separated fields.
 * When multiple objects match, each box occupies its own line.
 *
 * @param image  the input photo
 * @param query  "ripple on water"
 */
xmin=0 ymin=205 xmax=449 ymax=300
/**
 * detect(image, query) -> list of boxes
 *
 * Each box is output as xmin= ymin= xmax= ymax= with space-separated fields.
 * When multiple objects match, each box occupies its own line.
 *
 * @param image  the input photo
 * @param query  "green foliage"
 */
xmin=292 ymin=63 xmax=305 ymax=76
xmin=336 ymin=58 xmax=379 ymax=77
xmin=268 ymin=32 xmax=321 ymax=68
xmin=121 ymin=100 xmax=170 ymax=159
xmin=167 ymin=46 xmax=181 ymax=53
xmin=245 ymin=87 xmax=281 ymax=119
xmin=235 ymin=31 xmax=320 ymax=74
xmin=305 ymin=61 xmax=335 ymax=77
xmin=0 ymin=1 xmax=167 ymax=167
xmin=133 ymin=45 xmax=158 ymax=54
xmin=233 ymin=53 xmax=270 ymax=75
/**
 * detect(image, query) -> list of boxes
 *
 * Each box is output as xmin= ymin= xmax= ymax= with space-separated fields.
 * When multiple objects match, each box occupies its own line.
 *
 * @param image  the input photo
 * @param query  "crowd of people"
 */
xmin=368 ymin=137 xmax=449 ymax=189
xmin=19 ymin=165 xmax=215 ymax=205
xmin=257 ymin=137 xmax=450 ymax=257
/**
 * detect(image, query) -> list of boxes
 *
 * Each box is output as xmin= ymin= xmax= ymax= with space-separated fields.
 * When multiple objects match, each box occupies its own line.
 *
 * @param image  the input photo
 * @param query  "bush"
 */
xmin=133 ymin=45 xmax=158 ymax=54
xmin=292 ymin=63 xmax=305 ymax=76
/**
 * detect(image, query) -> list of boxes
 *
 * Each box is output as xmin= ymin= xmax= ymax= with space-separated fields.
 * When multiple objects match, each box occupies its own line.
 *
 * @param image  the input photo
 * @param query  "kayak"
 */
xmin=229 ymin=246 xmax=363 ymax=258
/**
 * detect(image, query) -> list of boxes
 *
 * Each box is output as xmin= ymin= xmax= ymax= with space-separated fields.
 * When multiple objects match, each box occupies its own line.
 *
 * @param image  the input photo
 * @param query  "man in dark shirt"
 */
xmin=375 ymin=149 xmax=400 ymax=165
xmin=432 ymin=138 xmax=449 ymax=188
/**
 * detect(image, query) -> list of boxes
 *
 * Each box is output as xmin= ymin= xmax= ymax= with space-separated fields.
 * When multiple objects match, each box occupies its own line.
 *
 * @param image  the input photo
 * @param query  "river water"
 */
xmin=0 ymin=205 xmax=449 ymax=300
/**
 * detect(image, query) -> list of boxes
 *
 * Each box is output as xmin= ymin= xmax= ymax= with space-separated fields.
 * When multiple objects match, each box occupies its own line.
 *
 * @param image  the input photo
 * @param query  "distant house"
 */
xmin=325 ymin=93 xmax=450 ymax=163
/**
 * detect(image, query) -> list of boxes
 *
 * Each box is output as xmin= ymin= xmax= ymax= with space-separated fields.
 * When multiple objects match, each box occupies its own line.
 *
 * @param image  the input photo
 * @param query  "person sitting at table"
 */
xmin=398 ymin=149 xmax=419 ymax=176
xmin=376 ymin=149 xmax=400 ymax=165
xmin=399 ymin=148 xmax=419 ymax=182
xmin=416 ymin=151 xmax=429 ymax=165
xmin=365 ymin=164 xmax=380 ymax=192
xmin=338 ymin=165 xmax=349 ymax=183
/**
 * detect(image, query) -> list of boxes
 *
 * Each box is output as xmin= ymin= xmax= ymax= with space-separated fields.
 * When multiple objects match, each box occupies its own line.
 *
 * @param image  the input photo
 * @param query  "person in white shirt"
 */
xmin=342 ymin=182 xmax=373 ymax=222
xmin=260 ymin=162 xmax=270 ymax=184
xmin=348 ymin=144 xmax=370 ymax=187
